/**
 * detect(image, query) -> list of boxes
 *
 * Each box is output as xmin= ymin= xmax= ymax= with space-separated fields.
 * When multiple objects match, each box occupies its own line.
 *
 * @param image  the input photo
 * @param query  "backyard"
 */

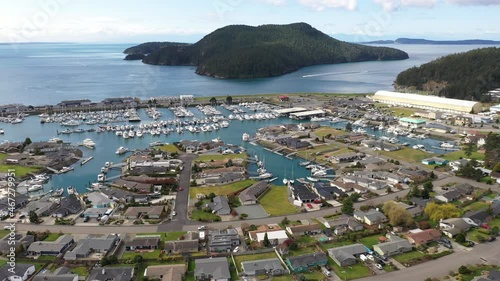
xmin=442 ymin=149 xmax=485 ymax=161
xmin=121 ymin=249 xmax=161 ymax=260
xmin=189 ymin=179 xmax=256 ymax=199
xmin=314 ymin=127 xmax=348 ymax=138
xmin=191 ymin=209 xmax=220 ymax=222
xmin=331 ymin=260 xmax=372 ymax=280
xmin=379 ymin=148 xmax=432 ymax=164
xmin=259 ymin=186 xmax=298 ymax=216
xmin=158 ymin=144 xmax=180 ymax=153
xmin=392 ymin=250 xmax=425 ymax=264
xmin=233 ymin=252 xmax=278 ymax=271
xmin=43 ymin=233 xmax=63 ymax=242
xmin=359 ymin=234 xmax=383 ymax=250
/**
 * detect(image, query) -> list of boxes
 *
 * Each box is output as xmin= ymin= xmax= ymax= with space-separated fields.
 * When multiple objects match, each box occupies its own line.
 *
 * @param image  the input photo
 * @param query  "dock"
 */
xmin=46 ymin=166 xmax=61 ymax=174
xmin=285 ymin=152 xmax=297 ymax=159
xmin=80 ymin=156 xmax=93 ymax=166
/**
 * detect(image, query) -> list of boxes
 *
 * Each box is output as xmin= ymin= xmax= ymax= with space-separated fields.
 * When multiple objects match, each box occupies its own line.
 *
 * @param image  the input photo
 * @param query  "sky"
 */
xmin=1 ymin=0 xmax=500 ymax=43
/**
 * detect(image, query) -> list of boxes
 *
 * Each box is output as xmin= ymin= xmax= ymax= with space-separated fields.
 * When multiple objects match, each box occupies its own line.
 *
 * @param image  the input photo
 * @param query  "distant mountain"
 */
xmin=124 ymin=23 xmax=409 ymax=79
xmin=363 ymin=38 xmax=500 ymax=45
xmin=123 ymin=42 xmax=191 ymax=60
xmin=395 ymin=47 xmax=500 ymax=102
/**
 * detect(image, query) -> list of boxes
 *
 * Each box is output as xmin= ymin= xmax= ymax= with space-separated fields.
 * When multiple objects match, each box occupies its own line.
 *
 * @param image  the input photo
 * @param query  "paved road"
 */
xmin=358 ymin=239 xmax=500 ymax=281
xmin=158 ymin=154 xmax=198 ymax=232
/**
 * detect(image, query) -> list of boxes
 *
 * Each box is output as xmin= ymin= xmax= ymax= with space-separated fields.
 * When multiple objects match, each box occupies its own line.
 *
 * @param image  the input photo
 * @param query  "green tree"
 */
xmin=209 ymin=97 xmax=217 ymax=106
xmin=458 ymin=265 xmax=471 ymax=275
xmin=491 ymin=226 xmax=499 ymax=236
xmin=263 ymin=232 xmax=271 ymax=247
xmin=345 ymin=122 xmax=353 ymax=132
xmin=465 ymin=142 xmax=474 ymax=158
xmin=455 ymin=233 xmax=466 ymax=243
xmin=383 ymin=201 xmax=414 ymax=227
xmin=341 ymin=197 xmax=354 ymax=215
xmin=281 ymin=216 xmax=290 ymax=226
xmin=226 ymin=96 xmax=233 ymax=105
xmin=133 ymin=255 xmax=144 ymax=264
xmin=24 ymin=137 xmax=32 ymax=146
xmin=423 ymin=181 xmax=433 ymax=192
xmin=28 ymin=211 xmax=38 ymax=224
xmin=424 ymin=202 xmax=461 ymax=221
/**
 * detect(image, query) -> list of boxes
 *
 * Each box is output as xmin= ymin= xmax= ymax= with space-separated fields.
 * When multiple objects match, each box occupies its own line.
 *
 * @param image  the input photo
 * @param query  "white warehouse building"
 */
xmin=373 ymin=91 xmax=482 ymax=114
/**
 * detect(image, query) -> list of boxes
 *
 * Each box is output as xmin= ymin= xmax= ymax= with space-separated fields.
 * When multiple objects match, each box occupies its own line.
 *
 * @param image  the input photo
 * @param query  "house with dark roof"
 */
xmin=241 ymin=258 xmax=285 ymax=276
xmin=312 ymin=182 xmax=344 ymax=200
xmin=51 ymin=194 xmax=82 ymax=217
xmin=440 ymin=218 xmax=471 ymax=238
xmin=463 ymin=209 xmax=490 ymax=225
xmin=354 ymin=209 xmax=388 ymax=226
xmin=328 ymin=244 xmax=367 ymax=267
xmin=453 ymin=183 xmax=475 ymax=195
xmin=124 ymin=237 xmax=160 ymax=251
xmin=165 ymin=232 xmax=199 ymax=254
xmin=286 ymin=253 xmax=328 ymax=273
xmin=143 ymin=264 xmax=186 ymax=281
xmin=435 ymin=190 xmax=462 ymax=203
xmin=195 ymin=257 xmax=230 ymax=281
xmin=411 ymin=197 xmax=429 ymax=209
xmin=64 ymin=234 xmax=117 ymax=260
xmin=331 ymin=153 xmax=364 ymax=163
xmin=27 ymin=235 xmax=74 ymax=256
xmin=0 ymin=233 xmax=34 ymax=255
xmin=290 ymin=182 xmax=317 ymax=203
xmin=123 ymin=206 xmax=164 ymax=219
xmin=0 ymin=263 xmax=35 ymax=281
xmin=286 ymin=223 xmax=322 ymax=237
xmin=207 ymin=229 xmax=240 ymax=253
xmin=276 ymin=137 xmax=311 ymax=149
xmin=406 ymin=229 xmax=442 ymax=246
xmin=208 ymin=196 xmax=231 ymax=215
xmin=19 ymin=199 xmax=58 ymax=217
xmin=239 ymin=181 xmax=269 ymax=205
xmin=33 ymin=266 xmax=79 ymax=281
xmin=87 ymin=267 xmax=134 ymax=281
xmin=319 ymin=215 xmax=364 ymax=235
xmin=373 ymin=235 xmax=413 ymax=257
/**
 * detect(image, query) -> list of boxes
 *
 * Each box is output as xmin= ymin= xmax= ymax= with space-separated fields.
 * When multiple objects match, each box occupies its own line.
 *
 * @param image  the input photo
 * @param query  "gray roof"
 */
xmin=86 ymin=192 xmax=113 ymax=206
xmin=287 ymin=253 xmax=327 ymax=269
xmin=125 ymin=237 xmax=160 ymax=248
xmin=87 ymin=267 xmax=134 ymax=281
xmin=241 ymin=258 xmax=284 ymax=275
xmin=239 ymin=181 xmax=268 ymax=202
xmin=374 ymin=237 xmax=412 ymax=255
xmin=195 ymin=257 xmax=230 ymax=280
xmin=328 ymin=244 xmax=367 ymax=263
xmin=442 ymin=218 xmax=470 ymax=231
xmin=27 ymin=235 xmax=73 ymax=254
xmin=33 ymin=266 xmax=78 ymax=281
xmin=0 ymin=263 xmax=34 ymax=279
xmin=64 ymin=235 xmax=116 ymax=260
xmin=209 ymin=196 xmax=231 ymax=215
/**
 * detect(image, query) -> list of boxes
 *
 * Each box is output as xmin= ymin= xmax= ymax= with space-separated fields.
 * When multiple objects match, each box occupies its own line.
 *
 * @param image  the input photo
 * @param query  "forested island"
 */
xmin=395 ymin=47 xmax=500 ymax=102
xmin=363 ymin=38 xmax=500 ymax=45
xmin=124 ymin=23 xmax=409 ymax=79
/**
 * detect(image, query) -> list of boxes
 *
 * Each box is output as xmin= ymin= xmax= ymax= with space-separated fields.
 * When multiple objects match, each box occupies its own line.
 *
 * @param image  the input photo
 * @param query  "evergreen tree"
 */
xmin=263 ymin=232 xmax=270 ymax=247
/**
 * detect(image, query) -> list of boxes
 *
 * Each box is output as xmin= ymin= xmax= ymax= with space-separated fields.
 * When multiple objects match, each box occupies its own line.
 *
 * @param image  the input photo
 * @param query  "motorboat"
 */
xmin=59 ymin=166 xmax=74 ymax=173
xmin=116 ymin=146 xmax=128 ymax=155
xmin=67 ymin=186 xmax=75 ymax=195
xmin=306 ymin=176 xmax=319 ymax=182
xmin=242 ymin=133 xmax=250 ymax=142
xmin=82 ymin=138 xmax=96 ymax=149
xmin=48 ymin=137 xmax=62 ymax=143
xmin=149 ymin=141 xmax=164 ymax=147
xmin=412 ymin=144 xmax=425 ymax=149
xmin=0 ymin=129 xmax=4 ymax=134
xmin=299 ymin=161 xmax=310 ymax=166
xmin=128 ymin=115 xmax=141 ymax=122
xmin=258 ymin=172 xmax=273 ymax=179
xmin=440 ymin=142 xmax=455 ymax=148
xmin=27 ymin=185 xmax=43 ymax=192
xmin=53 ymin=188 xmax=64 ymax=197
xmin=283 ymin=178 xmax=288 ymax=185
xmin=97 ymin=173 xmax=105 ymax=182
xmin=266 ymin=177 xmax=278 ymax=183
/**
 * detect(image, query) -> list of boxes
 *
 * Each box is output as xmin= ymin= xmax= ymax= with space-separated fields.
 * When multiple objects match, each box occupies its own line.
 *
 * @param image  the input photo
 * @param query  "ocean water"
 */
xmin=0 ymin=43 xmax=497 ymax=105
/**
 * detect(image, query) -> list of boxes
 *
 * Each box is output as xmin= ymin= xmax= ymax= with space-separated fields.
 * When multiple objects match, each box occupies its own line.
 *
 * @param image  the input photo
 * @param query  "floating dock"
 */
xmin=81 ymin=156 xmax=94 ymax=166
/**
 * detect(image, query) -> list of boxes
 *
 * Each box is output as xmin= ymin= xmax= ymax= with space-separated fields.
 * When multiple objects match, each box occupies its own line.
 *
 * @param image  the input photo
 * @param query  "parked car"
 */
xmin=324 ymin=264 xmax=332 ymax=271
xmin=442 ymin=242 xmax=453 ymax=249
xmin=233 ymin=246 xmax=240 ymax=253
xmin=178 ymin=187 xmax=184 ymax=191
xmin=375 ymin=264 xmax=383 ymax=270
xmin=83 ymin=216 xmax=90 ymax=222
xmin=198 ymin=225 xmax=206 ymax=230
xmin=487 ymin=236 xmax=496 ymax=242
xmin=440 ymin=238 xmax=452 ymax=245
xmin=171 ymin=211 xmax=176 ymax=216
xmin=322 ymin=269 xmax=332 ymax=277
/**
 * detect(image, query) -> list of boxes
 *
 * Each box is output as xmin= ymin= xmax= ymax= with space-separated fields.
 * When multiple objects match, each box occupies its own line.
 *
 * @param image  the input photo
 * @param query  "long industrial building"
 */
xmin=373 ymin=91 xmax=482 ymax=114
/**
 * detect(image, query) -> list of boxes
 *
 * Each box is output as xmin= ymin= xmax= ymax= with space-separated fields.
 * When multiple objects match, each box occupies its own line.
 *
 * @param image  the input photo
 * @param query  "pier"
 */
xmin=81 ymin=156 xmax=94 ymax=166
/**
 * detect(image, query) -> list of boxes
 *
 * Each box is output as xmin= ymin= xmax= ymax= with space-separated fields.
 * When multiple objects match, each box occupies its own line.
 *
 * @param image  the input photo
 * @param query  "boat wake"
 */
xmin=302 ymin=70 xmax=367 ymax=78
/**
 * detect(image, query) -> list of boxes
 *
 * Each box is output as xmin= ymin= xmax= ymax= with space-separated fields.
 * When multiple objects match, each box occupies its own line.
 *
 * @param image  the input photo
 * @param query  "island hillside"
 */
xmin=363 ymin=38 xmax=500 ymax=45
xmin=395 ymin=47 xmax=500 ymax=102
xmin=124 ymin=22 xmax=409 ymax=79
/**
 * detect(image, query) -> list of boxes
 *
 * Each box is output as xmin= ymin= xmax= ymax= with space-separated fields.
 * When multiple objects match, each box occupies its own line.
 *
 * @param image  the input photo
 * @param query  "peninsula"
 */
xmin=124 ymin=22 xmax=409 ymax=79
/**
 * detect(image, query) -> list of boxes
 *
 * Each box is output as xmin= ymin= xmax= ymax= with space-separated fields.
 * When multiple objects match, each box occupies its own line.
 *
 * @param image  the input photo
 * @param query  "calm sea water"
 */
xmin=0 ymin=43 xmax=497 ymax=105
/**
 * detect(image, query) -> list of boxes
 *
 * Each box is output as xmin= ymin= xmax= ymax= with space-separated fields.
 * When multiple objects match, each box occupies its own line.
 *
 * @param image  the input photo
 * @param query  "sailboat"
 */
xmin=283 ymin=168 xmax=288 ymax=185
xmin=289 ymin=166 xmax=295 ymax=184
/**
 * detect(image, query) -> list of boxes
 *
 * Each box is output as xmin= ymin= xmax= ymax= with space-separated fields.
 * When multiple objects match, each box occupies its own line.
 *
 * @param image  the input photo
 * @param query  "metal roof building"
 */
xmin=373 ymin=91 xmax=481 ymax=114
xmin=273 ymin=107 xmax=307 ymax=115
xmin=289 ymin=109 xmax=325 ymax=119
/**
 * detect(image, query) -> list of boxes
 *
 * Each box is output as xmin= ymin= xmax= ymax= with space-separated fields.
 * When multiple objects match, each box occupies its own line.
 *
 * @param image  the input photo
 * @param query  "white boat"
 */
xmin=283 ymin=178 xmax=288 ymax=185
xmin=27 ymin=185 xmax=43 ymax=192
xmin=299 ymin=161 xmax=310 ymax=166
xmin=306 ymin=176 xmax=319 ymax=182
xmin=128 ymin=115 xmax=141 ymax=122
xmin=67 ymin=186 xmax=75 ymax=195
xmin=82 ymin=138 xmax=96 ymax=149
xmin=59 ymin=166 xmax=74 ymax=173
xmin=149 ymin=141 xmax=163 ymax=147
xmin=116 ymin=146 xmax=128 ymax=155
xmin=258 ymin=172 xmax=273 ymax=179
xmin=440 ymin=142 xmax=455 ymax=148
xmin=242 ymin=133 xmax=250 ymax=142
xmin=0 ymin=129 xmax=4 ymax=134
xmin=267 ymin=177 xmax=278 ymax=183
xmin=136 ymin=131 xmax=143 ymax=138
xmin=412 ymin=144 xmax=425 ymax=149
xmin=212 ymin=137 xmax=222 ymax=143
xmin=97 ymin=173 xmax=105 ymax=182
xmin=122 ymin=132 xmax=129 ymax=139
xmin=53 ymin=188 xmax=64 ymax=197
xmin=48 ymin=137 xmax=62 ymax=143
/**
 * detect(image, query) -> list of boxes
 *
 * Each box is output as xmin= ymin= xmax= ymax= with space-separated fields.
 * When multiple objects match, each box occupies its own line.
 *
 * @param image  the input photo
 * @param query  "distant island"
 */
xmin=395 ymin=47 xmax=500 ymax=102
xmin=124 ymin=23 xmax=409 ymax=79
xmin=363 ymin=38 xmax=500 ymax=45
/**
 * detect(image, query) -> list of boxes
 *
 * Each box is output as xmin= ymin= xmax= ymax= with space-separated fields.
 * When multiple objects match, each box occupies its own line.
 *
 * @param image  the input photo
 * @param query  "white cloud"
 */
xmin=255 ymin=0 xmax=287 ymax=5
xmin=297 ymin=0 xmax=358 ymax=11
xmin=447 ymin=0 xmax=500 ymax=5
xmin=373 ymin=0 xmax=436 ymax=11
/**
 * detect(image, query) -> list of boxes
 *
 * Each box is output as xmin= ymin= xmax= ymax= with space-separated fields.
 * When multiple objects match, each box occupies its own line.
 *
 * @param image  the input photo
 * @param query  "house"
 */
xmin=313 ymin=182 xmax=345 ymax=200
xmin=330 ymin=181 xmax=366 ymax=194
xmin=395 ymin=201 xmax=423 ymax=217
xmin=165 ymin=232 xmax=199 ymax=254
xmin=319 ymin=215 xmax=364 ymax=235
xmin=87 ymin=267 xmax=134 ymax=281
xmin=286 ymin=253 xmax=328 ymax=273
xmin=406 ymin=229 xmax=442 ymax=246
xmin=276 ymin=137 xmax=311 ymax=149
xmin=0 ymin=233 xmax=34 ymax=255
xmin=51 ymin=194 xmax=82 ymax=217
xmin=241 ymin=258 xmax=285 ymax=276
xmin=18 ymin=200 xmax=58 ymax=217
xmin=124 ymin=237 xmax=160 ymax=251
xmin=399 ymin=117 xmax=426 ymax=128
xmin=195 ymin=257 xmax=231 ymax=281
xmin=453 ymin=183 xmax=475 ymax=195
xmin=143 ymin=264 xmax=186 ymax=281
xmin=253 ymin=230 xmax=289 ymax=246
xmin=86 ymin=192 xmax=114 ymax=208
xmin=463 ymin=209 xmax=490 ymax=225
xmin=331 ymin=153 xmax=364 ymax=163
xmin=435 ymin=190 xmax=462 ymax=203
xmin=64 ymin=234 xmax=117 ymax=260
xmin=209 ymin=196 xmax=231 ymax=215
xmin=354 ymin=209 xmax=388 ymax=226
xmin=286 ymin=223 xmax=322 ymax=237
xmin=411 ymin=197 xmax=429 ymax=209
xmin=464 ymin=134 xmax=486 ymax=147
xmin=449 ymin=159 xmax=469 ymax=171
xmin=33 ymin=266 xmax=79 ymax=281
xmin=239 ymin=181 xmax=269 ymax=205
xmin=328 ymin=244 xmax=367 ymax=267
xmin=0 ymin=264 xmax=35 ymax=281
xmin=373 ymin=235 xmax=413 ymax=257
xmin=27 ymin=235 xmax=74 ymax=256
xmin=422 ymin=157 xmax=449 ymax=165
xmin=440 ymin=218 xmax=471 ymax=238
xmin=290 ymin=182 xmax=318 ymax=203
xmin=123 ymin=206 xmax=164 ymax=219
xmin=207 ymin=229 xmax=240 ymax=253
xmin=477 ymin=270 xmax=500 ymax=281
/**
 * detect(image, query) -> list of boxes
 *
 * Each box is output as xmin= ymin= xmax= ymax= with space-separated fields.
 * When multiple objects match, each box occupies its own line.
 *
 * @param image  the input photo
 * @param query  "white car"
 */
xmin=233 ymin=246 xmax=240 ymax=253
xmin=375 ymin=263 xmax=383 ymax=270
xmin=171 ymin=211 xmax=176 ymax=216
xmin=198 ymin=226 xmax=206 ymax=230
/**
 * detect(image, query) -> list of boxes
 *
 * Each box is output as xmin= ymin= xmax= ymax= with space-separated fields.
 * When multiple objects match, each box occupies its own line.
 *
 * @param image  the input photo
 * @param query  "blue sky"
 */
xmin=2 ymin=0 xmax=500 ymax=43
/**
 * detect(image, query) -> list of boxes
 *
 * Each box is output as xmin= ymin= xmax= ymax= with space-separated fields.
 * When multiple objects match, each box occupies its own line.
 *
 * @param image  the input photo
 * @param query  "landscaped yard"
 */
xmin=314 ymin=127 xmax=348 ymax=138
xmin=392 ymin=251 xmax=425 ymax=264
xmin=321 ymin=240 xmax=356 ymax=250
xmin=164 ymin=231 xmax=187 ymax=241
xmin=0 ymin=229 xmax=9 ymax=238
xmin=296 ymin=143 xmax=342 ymax=160
xmin=71 ymin=266 xmax=89 ymax=277
xmin=158 ymin=144 xmax=180 ymax=153
xmin=196 ymin=152 xmax=248 ymax=162
xmin=443 ymin=150 xmax=485 ymax=161
xmin=464 ymin=201 xmax=489 ymax=212
xmin=379 ymin=148 xmax=432 ymax=164
xmin=191 ymin=209 xmax=220 ymax=222
xmin=189 ymin=179 xmax=256 ymax=199
xmin=43 ymin=233 xmax=63 ymax=241
xmin=136 ymin=233 xmax=166 ymax=243
xmin=0 ymin=165 xmax=40 ymax=177
xmin=122 ymin=249 xmax=161 ymax=260
xmin=359 ymin=234 xmax=383 ymax=249
xmin=234 ymin=252 xmax=278 ymax=271
xmin=259 ymin=186 xmax=298 ymax=216
xmin=467 ymin=228 xmax=491 ymax=243
xmin=331 ymin=261 xmax=372 ymax=280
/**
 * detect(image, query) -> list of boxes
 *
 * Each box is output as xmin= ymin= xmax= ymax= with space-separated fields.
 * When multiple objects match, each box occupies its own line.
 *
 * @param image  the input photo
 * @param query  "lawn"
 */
xmin=443 ymin=150 xmax=485 ymax=161
xmin=392 ymin=251 xmax=425 ymax=264
xmin=189 ymin=179 xmax=256 ymax=199
xmin=136 ymin=233 xmax=166 ymax=243
xmin=460 ymin=265 xmax=499 ymax=281
xmin=0 ymin=153 xmax=7 ymax=161
xmin=314 ymin=127 xmax=348 ymax=138
xmin=71 ymin=266 xmax=89 ymax=277
xmin=43 ymin=233 xmax=63 ymax=242
xmin=331 ymin=261 xmax=372 ymax=280
xmin=302 ymin=271 xmax=327 ymax=280
xmin=296 ymin=143 xmax=342 ymax=160
xmin=464 ymin=201 xmax=489 ymax=212
xmin=259 ymin=186 xmax=298 ymax=216
xmin=0 ymin=259 xmax=6 ymax=267
xmin=359 ymin=234 xmax=383 ymax=249
xmin=467 ymin=228 xmax=491 ymax=243
xmin=165 ymin=231 xmax=187 ymax=241
xmin=322 ymin=240 xmax=356 ymax=250
xmin=0 ymin=229 xmax=9 ymax=238
xmin=196 ymin=152 xmax=248 ymax=162
xmin=158 ymin=144 xmax=180 ymax=153
xmin=234 ymin=252 xmax=278 ymax=271
xmin=375 ymin=105 xmax=417 ymax=117
xmin=191 ymin=209 xmax=220 ymax=222
xmin=122 ymin=249 xmax=161 ymax=260
xmin=379 ymin=148 xmax=432 ymax=164
xmin=489 ymin=218 xmax=500 ymax=228
xmin=0 ymin=165 xmax=41 ymax=177
xmin=289 ymin=246 xmax=317 ymax=256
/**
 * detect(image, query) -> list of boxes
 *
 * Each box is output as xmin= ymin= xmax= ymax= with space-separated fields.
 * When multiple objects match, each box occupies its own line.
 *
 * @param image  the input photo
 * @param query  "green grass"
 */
xmin=165 ymin=231 xmax=187 ymax=241
xmin=460 ymin=265 xmax=500 ymax=281
xmin=196 ymin=152 xmax=248 ymax=162
xmin=122 ymin=249 xmax=161 ymax=260
xmin=443 ymin=150 xmax=485 ymax=161
xmin=0 ymin=229 xmax=9 ymax=238
xmin=43 ymin=233 xmax=63 ymax=241
xmin=189 ymin=179 xmax=256 ymax=199
xmin=302 ymin=271 xmax=327 ymax=280
xmin=0 ymin=259 xmax=7 ymax=267
xmin=158 ymin=144 xmax=180 ymax=153
xmin=234 ymin=252 xmax=278 ymax=271
xmin=322 ymin=240 xmax=356 ymax=249
xmin=259 ymin=186 xmax=298 ymax=216
xmin=359 ymin=234 xmax=383 ymax=249
xmin=464 ymin=201 xmax=489 ymax=212
xmin=71 ymin=266 xmax=89 ymax=277
xmin=0 ymin=165 xmax=40 ymax=177
xmin=296 ymin=144 xmax=344 ymax=161
xmin=467 ymin=228 xmax=490 ymax=243
xmin=489 ymin=218 xmax=500 ymax=228
xmin=0 ymin=153 xmax=7 ymax=161
xmin=191 ymin=209 xmax=220 ymax=222
xmin=136 ymin=233 xmax=166 ymax=243
xmin=375 ymin=104 xmax=417 ymax=117
xmin=289 ymin=246 xmax=317 ymax=256
xmin=314 ymin=127 xmax=348 ymax=138
xmin=331 ymin=261 xmax=372 ymax=280
xmin=379 ymin=148 xmax=432 ymax=164
xmin=392 ymin=251 xmax=425 ymax=264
